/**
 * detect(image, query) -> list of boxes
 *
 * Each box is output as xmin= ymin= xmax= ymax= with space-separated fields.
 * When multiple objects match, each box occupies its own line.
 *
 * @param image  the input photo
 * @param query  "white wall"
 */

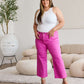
xmin=0 ymin=0 xmax=84 ymax=64
xmin=54 ymin=0 xmax=84 ymax=28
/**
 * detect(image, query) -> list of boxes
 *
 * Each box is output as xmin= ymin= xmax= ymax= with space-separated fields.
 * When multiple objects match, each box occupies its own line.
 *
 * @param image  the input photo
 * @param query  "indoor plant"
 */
xmin=0 ymin=0 xmax=19 ymax=56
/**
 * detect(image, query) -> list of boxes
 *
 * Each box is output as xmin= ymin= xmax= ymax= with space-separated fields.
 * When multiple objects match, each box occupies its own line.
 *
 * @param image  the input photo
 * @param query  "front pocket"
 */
xmin=49 ymin=31 xmax=58 ymax=39
xmin=50 ymin=35 xmax=55 ymax=39
xmin=38 ymin=33 xmax=42 ymax=39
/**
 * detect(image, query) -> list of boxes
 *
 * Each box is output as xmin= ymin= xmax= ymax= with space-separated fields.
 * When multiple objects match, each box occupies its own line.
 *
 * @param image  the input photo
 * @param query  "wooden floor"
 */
xmin=0 ymin=62 xmax=16 ymax=70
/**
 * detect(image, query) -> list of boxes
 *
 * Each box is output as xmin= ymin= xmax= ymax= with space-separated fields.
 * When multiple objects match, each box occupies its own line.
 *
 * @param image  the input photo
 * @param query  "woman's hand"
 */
xmin=48 ymin=28 xmax=55 ymax=39
xmin=35 ymin=31 xmax=40 ymax=39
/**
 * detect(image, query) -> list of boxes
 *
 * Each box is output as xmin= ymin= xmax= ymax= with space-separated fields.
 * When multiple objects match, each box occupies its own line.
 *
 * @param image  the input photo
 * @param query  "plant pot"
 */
xmin=0 ymin=33 xmax=19 ymax=57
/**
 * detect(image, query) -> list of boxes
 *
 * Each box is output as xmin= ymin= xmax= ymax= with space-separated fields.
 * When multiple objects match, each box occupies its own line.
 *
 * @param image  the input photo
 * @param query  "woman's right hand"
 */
xmin=35 ymin=31 xmax=40 ymax=39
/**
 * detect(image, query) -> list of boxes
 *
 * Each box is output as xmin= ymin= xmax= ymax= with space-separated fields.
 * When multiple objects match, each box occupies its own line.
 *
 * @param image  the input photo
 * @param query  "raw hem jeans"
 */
xmin=35 ymin=30 xmax=67 ymax=78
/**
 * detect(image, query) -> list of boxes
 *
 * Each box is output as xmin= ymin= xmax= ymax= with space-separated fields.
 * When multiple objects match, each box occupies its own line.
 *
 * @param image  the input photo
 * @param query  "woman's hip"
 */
xmin=36 ymin=30 xmax=59 ymax=40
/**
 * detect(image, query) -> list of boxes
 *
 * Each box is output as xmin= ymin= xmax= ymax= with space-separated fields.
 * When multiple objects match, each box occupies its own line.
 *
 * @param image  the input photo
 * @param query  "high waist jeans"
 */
xmin=35 ymin=30 xmax=67 ymax=78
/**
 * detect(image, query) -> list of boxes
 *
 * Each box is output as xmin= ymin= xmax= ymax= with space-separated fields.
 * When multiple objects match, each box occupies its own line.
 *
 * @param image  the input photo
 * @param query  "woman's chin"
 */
xmin=44 ymin=5 xmax=49 ymax=8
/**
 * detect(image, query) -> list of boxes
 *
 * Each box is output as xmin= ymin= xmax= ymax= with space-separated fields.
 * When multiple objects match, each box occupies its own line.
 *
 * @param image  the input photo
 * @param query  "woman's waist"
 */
xmin=37 ymin=25 xmax=56 ymax=31
xmin=37 ymin=29 xmax=58 ymax=34
xmin=38 ymin=23 xmax=56 ymax=27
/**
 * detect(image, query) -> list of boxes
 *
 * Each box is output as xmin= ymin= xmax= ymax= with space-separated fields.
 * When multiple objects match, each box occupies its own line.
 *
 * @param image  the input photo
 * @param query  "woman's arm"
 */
xmin=53 ymin=7 xmax=65 ymax=31
xmin=33 ymin=9 xmax=39 ymax=34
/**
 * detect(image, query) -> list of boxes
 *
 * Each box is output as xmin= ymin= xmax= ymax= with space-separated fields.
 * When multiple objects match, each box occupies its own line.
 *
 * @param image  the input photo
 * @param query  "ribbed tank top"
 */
xmin=36 ymin=7 xmax=58 ymax=32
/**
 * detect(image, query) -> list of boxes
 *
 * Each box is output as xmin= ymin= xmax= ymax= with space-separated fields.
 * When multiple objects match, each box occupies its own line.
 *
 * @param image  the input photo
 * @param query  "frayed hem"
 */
xmin=37 ymin=74 xmax=48 ymax=78
xmin=54 ymin=76 xmax=67 ymax=79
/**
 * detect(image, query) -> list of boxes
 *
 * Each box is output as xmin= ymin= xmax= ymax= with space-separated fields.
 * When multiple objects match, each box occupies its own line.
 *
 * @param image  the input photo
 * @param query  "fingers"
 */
xmin=35 ymin=35 xmax=39 ymax=39
xmin=48 ymin=32 xmax=51 ymax=39
xmin=49 ymin=33 xmax=51 ymax=38
xmin=37 ymin=32 xmax=40 ymax=39
xmin=48 ymin=32 xmax=54 ymax=39
xmin=48 ymin=32 xmax=50 ymax=39
xmin=36 ymin=32 xmax=40 ymax=39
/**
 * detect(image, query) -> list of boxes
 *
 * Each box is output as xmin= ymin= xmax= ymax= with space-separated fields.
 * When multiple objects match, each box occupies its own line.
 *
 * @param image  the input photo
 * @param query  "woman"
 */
xmin=33 ymin=0 xmax=68 ymax=84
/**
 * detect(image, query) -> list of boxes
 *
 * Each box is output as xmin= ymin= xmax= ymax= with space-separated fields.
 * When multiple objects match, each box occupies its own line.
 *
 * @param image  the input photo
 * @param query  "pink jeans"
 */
xmin=35 ymin=30 xmax=67 ymax=78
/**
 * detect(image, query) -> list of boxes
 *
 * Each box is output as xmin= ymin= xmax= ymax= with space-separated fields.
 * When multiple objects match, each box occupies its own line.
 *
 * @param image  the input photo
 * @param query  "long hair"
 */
xmin=37 ymin=0 xmax=54 ymax=24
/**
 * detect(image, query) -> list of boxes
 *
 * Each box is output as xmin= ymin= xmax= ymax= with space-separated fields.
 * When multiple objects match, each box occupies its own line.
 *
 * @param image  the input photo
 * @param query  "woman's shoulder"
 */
xmin=52 ymin=6 xmax=58 ymax=11
xmin=52 ymin=6 xmax=62 ymax=12
xmin=35 ymin=9 xmax=40 ymax=17
xmin=52 ymin=6 xmax=58 ymax=9
xmin=34 ymin=9 xmax=40 ymax=18
xmin=37 ymin=9 xmax=40 ymax=12
xmin=36 ymin=9 xmax=40 ymax=14
xmin=52 ymin=6 xmax=60 ymax=14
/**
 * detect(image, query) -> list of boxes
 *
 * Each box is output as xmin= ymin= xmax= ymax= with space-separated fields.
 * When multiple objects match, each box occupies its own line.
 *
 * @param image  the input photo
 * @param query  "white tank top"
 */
xmin=36 ymin=7 xmax=58 ymax=32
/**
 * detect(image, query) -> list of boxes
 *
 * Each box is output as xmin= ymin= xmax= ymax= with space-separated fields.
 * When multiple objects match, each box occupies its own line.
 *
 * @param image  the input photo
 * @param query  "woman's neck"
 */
xmin=44 ymin=7 xmax=50 ymax=11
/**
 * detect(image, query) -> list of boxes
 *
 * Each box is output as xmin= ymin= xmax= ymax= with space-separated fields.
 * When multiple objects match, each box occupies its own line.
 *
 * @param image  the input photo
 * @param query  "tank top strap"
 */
xmin=50 ymin=7 xmax=53 ymax=10
xmin=50 ymin=7 xmax=53 ymax=13
xmin=50 ymin=7 xmax=56 ymax=16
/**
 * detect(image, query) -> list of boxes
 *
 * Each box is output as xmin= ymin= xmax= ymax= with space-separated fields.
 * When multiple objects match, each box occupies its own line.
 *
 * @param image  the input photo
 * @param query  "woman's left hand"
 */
xmin=48 ymin=28 xmax=55 ymax=39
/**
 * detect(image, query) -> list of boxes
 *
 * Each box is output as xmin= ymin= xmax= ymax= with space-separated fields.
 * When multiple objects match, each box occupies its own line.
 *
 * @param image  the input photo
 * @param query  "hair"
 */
xmin=37 ymin=0 xmax=54 ymax=24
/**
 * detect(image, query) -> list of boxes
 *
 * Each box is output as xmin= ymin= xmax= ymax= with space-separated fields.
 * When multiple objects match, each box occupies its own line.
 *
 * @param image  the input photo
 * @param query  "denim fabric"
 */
xmin=35 ymin=30 xmax=67 ymax=78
